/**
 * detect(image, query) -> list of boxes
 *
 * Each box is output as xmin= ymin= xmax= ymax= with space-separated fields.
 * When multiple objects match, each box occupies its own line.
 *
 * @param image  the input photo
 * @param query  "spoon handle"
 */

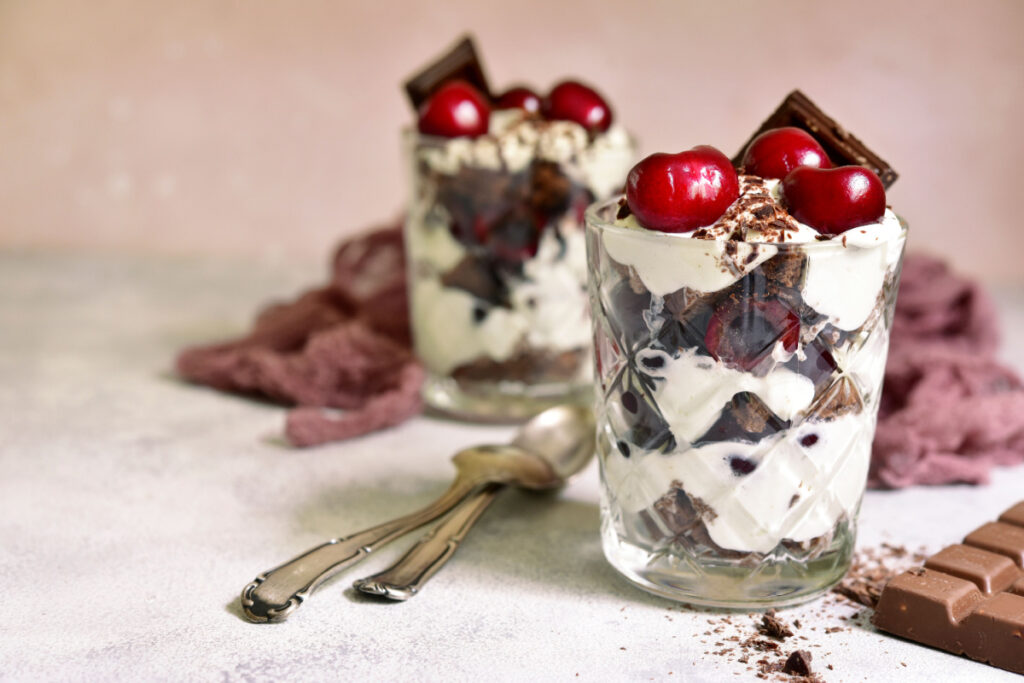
xmin=241 ymin=478 xmax=477 ymax=622
xmin=353 ymin=483 xmax=504 ymax=601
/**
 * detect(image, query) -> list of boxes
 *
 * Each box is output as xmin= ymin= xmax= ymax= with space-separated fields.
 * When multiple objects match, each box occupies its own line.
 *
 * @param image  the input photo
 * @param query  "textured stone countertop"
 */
xmin=2 ymin=250 xmax=1023 ymax=682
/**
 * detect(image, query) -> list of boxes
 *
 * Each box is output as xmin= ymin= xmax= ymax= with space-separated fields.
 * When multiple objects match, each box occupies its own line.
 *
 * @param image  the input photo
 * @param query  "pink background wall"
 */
xmin=2 ymin=1 xmax=1022 ymax=282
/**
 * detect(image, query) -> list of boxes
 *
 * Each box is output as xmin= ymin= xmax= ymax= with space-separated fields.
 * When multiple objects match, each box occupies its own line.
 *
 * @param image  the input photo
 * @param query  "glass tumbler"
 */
xmin=585 ymin=197 xmax=907 ymax=607
xmin=404 ymin=118 xmax=635 ymax=421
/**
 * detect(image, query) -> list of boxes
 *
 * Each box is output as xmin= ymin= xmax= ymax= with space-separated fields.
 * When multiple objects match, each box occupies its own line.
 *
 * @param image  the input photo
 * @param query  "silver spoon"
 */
xmin=353 ymin=404 xmax=596 ymax=600
xmin=240 ymin=404 xmax=594 ymax=622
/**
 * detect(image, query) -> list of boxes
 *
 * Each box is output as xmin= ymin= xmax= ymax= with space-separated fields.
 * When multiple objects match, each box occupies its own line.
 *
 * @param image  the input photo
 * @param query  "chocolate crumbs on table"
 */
xmin=782 ymin=650 xmax=813 ymax=677
xmin=759 ymin=610 xmax=794 ymax=640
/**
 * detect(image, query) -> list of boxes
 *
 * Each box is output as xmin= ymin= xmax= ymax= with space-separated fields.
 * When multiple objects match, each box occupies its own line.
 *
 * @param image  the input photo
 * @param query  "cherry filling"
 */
xmin=488 ymin=206 xmax=541 ymax=262
xmin=705 ymin=299 xmax=800 ymax=371
xmin=729 ymin=456 xmax=758 ymax=476
xmin=787 ymin=336 xmax=839 ymax=389
xmin=436 ymin=160 xmax=587 ymax=266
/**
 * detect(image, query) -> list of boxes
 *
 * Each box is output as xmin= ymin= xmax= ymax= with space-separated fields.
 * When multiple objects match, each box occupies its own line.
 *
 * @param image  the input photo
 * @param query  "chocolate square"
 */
xmin=733 ymin=90 xmax=898 ymax=188
xmin=403 ymin=35 xmax=491 ymax=110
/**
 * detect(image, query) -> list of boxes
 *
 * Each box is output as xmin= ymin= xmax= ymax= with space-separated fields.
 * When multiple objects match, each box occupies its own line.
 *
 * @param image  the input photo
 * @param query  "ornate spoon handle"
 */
xmin=241 ymin=478 xmax=477 ymax=622
xmin=352 ymin=483 xmax=504 ymax=601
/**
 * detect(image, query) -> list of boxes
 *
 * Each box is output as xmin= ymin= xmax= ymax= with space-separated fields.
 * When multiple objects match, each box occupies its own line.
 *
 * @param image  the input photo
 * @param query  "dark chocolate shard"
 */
xmin=782 ymin=650 xmax=813 ymax=676
xmin=650 ymin=483 xmax=750 ymax=561
xmin=404 ymin=35 xmax=491 ymax=110
xmin=694 ymin=392 xmax=789 ymax=446
xmin=759 ymin=610 xmax=794 ymax=641
xmin=452 ymin=348 xmax=584 ymax=385
xmin=733 ymin=90 xmax=898 ymax=189
xmin=440 ymin=255 xmax=506 ymax=304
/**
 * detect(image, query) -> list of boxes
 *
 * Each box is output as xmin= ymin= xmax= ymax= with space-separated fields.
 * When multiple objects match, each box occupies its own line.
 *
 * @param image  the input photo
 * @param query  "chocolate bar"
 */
xmin=733 ymin=90 xmax=898 ymax=189
xmin=872 ymin=501 xmax=1024 ymax=675
xmin=403 ymin=35 xmax=491 ymax=110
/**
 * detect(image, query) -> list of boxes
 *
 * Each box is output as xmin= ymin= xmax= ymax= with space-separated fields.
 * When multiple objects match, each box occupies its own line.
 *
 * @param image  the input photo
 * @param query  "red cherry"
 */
xmin=625 ymin=146 xmax=740 ymax=233
xmin=781 ymin=166 xmax=886 ymax=235
xmin=705 ymin=299 xmax=800 ymax=371
xmin=741 ymin=127 xmax=832 ymax=179
xmin=417 ymin=80 xmax=490 ymax=138
xmin=496 ymin=86 xmax=541 ymax=114
xmin=542 ymin=80 xmax=612 ymax=132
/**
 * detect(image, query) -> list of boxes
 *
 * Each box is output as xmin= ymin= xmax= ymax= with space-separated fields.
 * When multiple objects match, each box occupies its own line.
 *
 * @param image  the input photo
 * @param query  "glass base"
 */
xmin=422 ymin=373 xmax=592 ymax=424
xmin=600 ymin=508 xmax=854 ymax=610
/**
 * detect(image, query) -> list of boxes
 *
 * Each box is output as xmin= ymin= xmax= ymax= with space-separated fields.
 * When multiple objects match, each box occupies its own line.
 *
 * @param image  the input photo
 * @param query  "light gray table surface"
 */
xmin=2 ymin=249 xmax=1023 ymax=682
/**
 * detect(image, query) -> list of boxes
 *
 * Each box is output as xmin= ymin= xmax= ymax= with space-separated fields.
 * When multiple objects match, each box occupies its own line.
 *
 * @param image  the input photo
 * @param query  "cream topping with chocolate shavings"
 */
xmin=691 ymin=176 xmax=812 ymax=243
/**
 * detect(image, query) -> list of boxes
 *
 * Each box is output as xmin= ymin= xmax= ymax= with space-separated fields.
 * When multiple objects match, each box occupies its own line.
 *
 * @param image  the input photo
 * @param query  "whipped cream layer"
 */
xmin=408 ymin=216 xmax=590 ymax=376
xmin=639 ymin=347 xmax=815 ymax=445
xmin=412 ymin=109 xmax=635 ymax=200
xmin=602 ymin=411 xmax=871 ymax=553
xmin=603 ymin=176 xmax=905 ymax=330
xmin=600 ymin=340 xmax=874 ymax=552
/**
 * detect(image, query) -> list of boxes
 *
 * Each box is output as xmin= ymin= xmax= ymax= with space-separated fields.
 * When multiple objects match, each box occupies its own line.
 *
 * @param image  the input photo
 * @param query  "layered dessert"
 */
xmin=586 ymin=98 xmax=906 ymax=606
xmin=404 ymin=38 xmax=634 ymax=419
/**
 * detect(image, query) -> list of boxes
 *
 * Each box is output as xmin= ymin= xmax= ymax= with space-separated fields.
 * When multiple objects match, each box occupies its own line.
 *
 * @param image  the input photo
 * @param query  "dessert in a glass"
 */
xmin=403 ymin=39 xmax=635 ymax=421
xmin=586 ymin=97 xmax=906 ymax=607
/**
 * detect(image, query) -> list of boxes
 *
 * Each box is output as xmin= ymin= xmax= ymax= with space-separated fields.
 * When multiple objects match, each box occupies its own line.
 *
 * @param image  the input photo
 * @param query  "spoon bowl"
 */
xmin=352 ymin=405 xmax=596 ymax=600
xmin=452 ymin=404 xmax=596 ymax=491
xmin=512 ymin=403 xmax=595 ymax=482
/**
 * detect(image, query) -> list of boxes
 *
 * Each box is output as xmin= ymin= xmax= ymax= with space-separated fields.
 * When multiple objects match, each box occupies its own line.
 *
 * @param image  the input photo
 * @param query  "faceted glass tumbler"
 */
xmin=404 ymin=127 xmax=634 ymax=422
xmin=585 ymin=197 xmax=907 ymax=608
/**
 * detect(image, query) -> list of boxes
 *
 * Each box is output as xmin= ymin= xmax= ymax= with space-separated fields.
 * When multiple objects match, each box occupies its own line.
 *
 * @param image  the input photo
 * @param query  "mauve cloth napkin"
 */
xmin=175 ymin=225 xmax=423 ymax=447
xmin=176 ymin=228 xmax=1024 ymax=487
xmin=869 ymin=254 xmax=1024 ymax=487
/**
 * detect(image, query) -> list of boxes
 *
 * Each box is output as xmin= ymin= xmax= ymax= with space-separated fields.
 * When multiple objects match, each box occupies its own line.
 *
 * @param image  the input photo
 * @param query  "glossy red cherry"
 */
xmin=781 ymin=166 xmax=886 ymax=235
xmin=417 ymin=80 xmax=490 ymax=138
xmin=625 ymin=146 xmax=740 ymax=233
xmin=496 ymin=86 xmax=541 ymax=114
xmin=740 ymin=127 xmax=831 ymax=179
xmin=542 ymin=80 xmax=612 ymax=132
xmin=705 ymin=299 xmax=800 ymax=371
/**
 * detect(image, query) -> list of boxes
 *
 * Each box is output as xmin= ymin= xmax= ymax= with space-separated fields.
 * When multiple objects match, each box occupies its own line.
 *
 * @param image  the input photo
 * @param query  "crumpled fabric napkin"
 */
xmin=176 ymin=230 xmax=1024 ymax=488
xmin=869 ymin=254 xmax=1024 ymax=488
xmin=175 ymin=224 xmax=423 ymax=446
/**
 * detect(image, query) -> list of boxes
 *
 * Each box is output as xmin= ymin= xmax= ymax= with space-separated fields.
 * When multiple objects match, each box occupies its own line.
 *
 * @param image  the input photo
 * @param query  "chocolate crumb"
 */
xmin=759 ymin=610 xmax=794 ymax=640
xmin=616 ymin=199 xmax=632 ymax=220
xmin=880 ymin=542 xmax=907 ymax=557
xmin=782 ymin=650 xmax=813 ymax=676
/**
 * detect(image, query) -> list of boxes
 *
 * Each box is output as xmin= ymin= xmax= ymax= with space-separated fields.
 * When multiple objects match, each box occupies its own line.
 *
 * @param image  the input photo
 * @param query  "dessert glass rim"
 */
xmin=585 ymin=195 xmax=908 ymax=249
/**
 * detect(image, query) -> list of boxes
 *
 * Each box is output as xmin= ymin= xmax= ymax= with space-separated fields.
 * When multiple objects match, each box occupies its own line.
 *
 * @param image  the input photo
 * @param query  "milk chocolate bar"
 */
xmin=404 ymin=35 xmax=491 ymax=110
xmin=872 ymin=501 xmax=1024 ymax=675
xmin=734 ymin=90 xmax=898 ymax=188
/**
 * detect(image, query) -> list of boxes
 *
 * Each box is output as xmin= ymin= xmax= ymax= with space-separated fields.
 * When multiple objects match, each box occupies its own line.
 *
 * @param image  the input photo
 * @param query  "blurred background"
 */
xmin=2 ymin=0 xmax=1022 ymax=282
